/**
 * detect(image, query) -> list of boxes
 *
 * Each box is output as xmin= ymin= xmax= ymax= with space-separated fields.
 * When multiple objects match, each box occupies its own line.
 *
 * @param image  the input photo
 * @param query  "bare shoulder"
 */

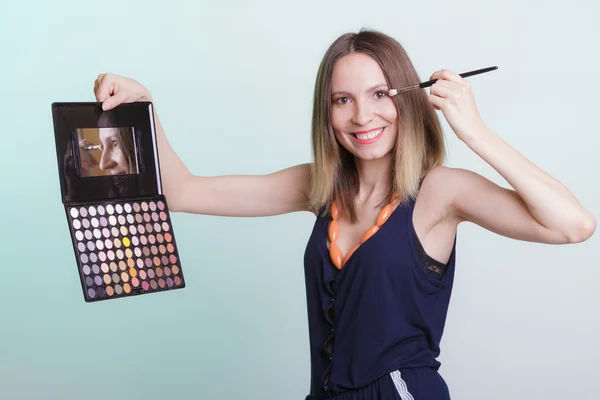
xmin=414 ymin=166 xmax=483 ymax=229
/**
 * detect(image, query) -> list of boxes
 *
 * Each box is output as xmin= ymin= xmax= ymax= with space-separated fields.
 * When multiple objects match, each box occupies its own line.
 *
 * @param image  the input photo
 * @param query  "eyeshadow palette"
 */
xmin=51 ymin=101 xmax=186 ymax=302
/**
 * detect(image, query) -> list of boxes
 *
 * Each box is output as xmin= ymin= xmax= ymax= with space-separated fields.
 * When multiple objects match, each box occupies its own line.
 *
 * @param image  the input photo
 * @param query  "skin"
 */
xmin=78 ymin=128 xmax=128 ymax=176
xmin=98 ymin=128 xmax=128 ymax=175
xmin=92 ymin=53 xmax=596 ymax=267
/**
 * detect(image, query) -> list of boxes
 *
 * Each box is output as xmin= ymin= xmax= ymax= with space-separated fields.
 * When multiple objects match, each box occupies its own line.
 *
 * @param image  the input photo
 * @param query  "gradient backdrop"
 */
xmin=1 ymin=1 xmax=599 ymax=399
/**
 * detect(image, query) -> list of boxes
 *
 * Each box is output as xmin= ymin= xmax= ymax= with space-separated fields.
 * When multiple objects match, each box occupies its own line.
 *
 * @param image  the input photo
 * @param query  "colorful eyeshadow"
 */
xmin=54 ymin=103 xmax=185 ymax=302
xmin=65 ymin=199 xmax=185 ymax=302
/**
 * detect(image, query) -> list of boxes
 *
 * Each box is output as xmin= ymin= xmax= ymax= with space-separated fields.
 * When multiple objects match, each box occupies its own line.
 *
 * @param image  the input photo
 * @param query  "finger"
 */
xmin=428 ymin=94 xmax=444 ymax=111
xmin=431 ymin=80 xmax=466 ymax=98
xmin=102 ymin=90 xmax=128 ymax=111
xmin=441 ymin=70 xmax=468 ymax=85
xmin=429 ymin=69 xmax=444 ymax=81
xmin=430 ymin=69 xmax=467 ymax=85
xmin=430 ymin=82 xmax=451 ymax=98
xmin=96 ymin=74 xmax=115 ymax=102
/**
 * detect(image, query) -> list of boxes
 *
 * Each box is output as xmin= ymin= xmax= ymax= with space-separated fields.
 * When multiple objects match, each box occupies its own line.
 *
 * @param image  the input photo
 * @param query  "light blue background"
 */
xmin=1 ymin=1 xmax=599 ymax=399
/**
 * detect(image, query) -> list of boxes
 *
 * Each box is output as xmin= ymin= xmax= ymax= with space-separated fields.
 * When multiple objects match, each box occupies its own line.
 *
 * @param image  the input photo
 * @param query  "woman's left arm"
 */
xmin=427 ymin=70 xmax=596 ymax=244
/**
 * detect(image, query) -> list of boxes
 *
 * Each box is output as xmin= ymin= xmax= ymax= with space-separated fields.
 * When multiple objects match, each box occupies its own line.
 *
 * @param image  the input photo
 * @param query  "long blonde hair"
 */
xmin=308 ymin=29 xmax=446 ymax=222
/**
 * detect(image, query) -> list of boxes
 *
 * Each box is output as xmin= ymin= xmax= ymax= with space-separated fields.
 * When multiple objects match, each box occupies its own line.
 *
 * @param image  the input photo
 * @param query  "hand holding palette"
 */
xmin=51 ymin=102 xmax=185 ymax=302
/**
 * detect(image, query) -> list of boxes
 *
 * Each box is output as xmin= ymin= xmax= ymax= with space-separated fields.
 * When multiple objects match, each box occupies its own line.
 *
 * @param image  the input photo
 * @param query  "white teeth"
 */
xmin=354 ymin=128 xmax=384 ymax=140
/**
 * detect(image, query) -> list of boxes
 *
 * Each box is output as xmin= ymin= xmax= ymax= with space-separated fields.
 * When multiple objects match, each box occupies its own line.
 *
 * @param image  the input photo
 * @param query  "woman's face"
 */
xmin=330 ymin=52 xmax=398 ymax=161
xmin=98 ymin=128 xmax=128 ymax=175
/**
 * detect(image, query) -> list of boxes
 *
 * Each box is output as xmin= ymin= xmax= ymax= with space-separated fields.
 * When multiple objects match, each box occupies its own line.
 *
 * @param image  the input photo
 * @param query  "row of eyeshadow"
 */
xmin=67 ymin=198 xmax=185 ymax=301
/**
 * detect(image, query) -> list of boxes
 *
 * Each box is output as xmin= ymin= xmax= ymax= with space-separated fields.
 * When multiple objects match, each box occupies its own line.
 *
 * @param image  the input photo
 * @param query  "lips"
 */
xmin=350 ymin=127 xmax=385 ymax=144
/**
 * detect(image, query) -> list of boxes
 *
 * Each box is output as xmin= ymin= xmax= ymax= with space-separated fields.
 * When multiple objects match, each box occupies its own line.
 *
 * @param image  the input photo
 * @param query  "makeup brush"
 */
xmin=388 ymin=66 xmax=498 ymax=96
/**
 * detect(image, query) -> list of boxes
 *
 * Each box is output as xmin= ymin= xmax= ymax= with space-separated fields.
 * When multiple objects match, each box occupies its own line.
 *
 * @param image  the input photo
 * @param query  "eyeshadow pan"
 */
xmin=65 ymin=197 xmax=185 ymax=303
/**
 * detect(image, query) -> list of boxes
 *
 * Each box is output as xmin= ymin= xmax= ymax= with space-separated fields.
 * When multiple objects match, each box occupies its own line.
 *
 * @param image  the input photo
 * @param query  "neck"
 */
xmin=354 ymin=152 xmax=394 ymax=204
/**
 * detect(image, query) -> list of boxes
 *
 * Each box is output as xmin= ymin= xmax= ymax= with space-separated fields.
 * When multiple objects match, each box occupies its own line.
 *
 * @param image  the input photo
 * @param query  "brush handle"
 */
xmin=419 ymin=66 xmax=498 ymax=88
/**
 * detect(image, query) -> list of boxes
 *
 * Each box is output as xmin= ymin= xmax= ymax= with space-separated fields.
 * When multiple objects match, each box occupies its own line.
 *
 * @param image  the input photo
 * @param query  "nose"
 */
xmin=99 ymin=149 xmax=116 ymax=171
xmin=351 ymin=99 xmax=375 ymax=126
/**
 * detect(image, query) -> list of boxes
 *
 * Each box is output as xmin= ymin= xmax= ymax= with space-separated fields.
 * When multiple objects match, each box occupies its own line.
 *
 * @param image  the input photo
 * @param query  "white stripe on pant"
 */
xmin=390 ymin=370 xmax=415 ymax=400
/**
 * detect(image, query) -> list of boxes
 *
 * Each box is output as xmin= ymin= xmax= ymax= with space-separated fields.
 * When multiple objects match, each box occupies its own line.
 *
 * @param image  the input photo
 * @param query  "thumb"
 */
xmin=102 ymin=90 xmax=128 ymax=111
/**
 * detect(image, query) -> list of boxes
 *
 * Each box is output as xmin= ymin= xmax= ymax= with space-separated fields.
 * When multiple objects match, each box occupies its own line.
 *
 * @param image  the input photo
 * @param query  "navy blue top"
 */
xmin=302 ymin=195 xmax=457 ymax=399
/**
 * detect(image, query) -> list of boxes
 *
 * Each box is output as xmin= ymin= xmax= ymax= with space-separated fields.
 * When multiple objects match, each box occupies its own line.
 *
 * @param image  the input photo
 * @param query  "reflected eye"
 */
xmin=111 ymin=140 xmax=118 ymax=147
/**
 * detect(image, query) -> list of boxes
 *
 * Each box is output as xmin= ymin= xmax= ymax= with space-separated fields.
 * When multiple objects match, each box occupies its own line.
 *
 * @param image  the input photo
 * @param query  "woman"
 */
xmin=77 ymin=126 xmax=137 ymax=176
xmin=93 ymin=29 xmax=595 ymax=399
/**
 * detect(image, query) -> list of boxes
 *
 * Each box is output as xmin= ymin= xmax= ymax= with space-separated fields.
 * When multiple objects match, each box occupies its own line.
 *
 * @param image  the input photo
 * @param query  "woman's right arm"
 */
xmin=94 ymin=73 xmax=312 ymax=217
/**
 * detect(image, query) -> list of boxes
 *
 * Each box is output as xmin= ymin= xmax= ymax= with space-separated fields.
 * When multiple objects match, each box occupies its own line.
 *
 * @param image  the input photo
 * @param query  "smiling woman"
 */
xmin=92 ymin=28 xmax=595 ymax=400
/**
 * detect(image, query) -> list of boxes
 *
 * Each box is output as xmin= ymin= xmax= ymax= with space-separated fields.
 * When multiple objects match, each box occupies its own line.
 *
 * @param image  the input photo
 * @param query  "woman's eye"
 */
xmin=335 ymin=97 xmax=349 ymax=105
xmin=374 ymin=90 xmax=387 ymax=99
xmin=112 ymin=140 xmax=118 ymax=147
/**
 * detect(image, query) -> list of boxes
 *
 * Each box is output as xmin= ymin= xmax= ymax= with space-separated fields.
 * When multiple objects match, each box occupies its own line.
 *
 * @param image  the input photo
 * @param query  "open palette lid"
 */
xmin=51 ymin=102 xmax=162 ymax=204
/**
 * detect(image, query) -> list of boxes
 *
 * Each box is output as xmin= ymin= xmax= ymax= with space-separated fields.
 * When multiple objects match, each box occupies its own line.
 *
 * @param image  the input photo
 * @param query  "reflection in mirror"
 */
xmin=76 ymin=127 xmax=139 ymax=177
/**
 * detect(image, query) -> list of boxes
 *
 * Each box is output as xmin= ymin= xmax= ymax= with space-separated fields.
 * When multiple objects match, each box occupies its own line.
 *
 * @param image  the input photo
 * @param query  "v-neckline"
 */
xmin=321 ymin=202 xmax=402 ymax=272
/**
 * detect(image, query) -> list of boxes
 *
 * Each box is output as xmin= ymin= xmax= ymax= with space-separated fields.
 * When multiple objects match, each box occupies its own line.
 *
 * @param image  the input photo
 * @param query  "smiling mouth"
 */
xmin=352 ymin=127 xmax=385 ymax=141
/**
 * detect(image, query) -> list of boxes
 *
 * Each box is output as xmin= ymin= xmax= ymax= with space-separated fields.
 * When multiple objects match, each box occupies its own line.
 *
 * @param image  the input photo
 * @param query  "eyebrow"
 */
xmin=331 ymin=83 xmax=388 ymax=97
